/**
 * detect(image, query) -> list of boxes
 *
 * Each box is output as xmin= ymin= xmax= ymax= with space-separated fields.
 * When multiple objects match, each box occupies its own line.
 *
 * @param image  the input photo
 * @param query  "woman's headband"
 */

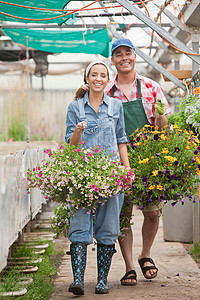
xmin=85 ymin=61 xmax=110 ymax=78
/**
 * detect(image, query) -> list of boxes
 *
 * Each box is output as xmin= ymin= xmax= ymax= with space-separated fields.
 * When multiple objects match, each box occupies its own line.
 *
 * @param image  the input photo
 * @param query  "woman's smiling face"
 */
xmin=86 ymin=64 xmax=109 ymax=93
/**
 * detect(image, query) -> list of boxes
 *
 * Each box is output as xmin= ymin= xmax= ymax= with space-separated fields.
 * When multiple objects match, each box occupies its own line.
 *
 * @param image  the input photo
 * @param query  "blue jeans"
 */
xmin=68 ymin=194 xmax=124 ymax=245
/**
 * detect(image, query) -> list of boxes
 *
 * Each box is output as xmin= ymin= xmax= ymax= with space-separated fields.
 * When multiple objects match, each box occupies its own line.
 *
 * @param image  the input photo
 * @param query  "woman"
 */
xmin=65 ymin=61 xmax=130 ymax=295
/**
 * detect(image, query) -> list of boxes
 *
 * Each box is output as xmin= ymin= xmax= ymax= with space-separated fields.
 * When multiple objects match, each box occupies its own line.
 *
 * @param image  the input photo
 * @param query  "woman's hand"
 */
xmin=76 ymin=121 xmax=87 ymax=132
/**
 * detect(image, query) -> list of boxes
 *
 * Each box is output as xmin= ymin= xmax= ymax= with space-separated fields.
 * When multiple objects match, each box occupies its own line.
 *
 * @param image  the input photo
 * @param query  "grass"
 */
xmin=0 ymin=241 xmax=63 ymax=300
xmin=189 ymin=243 xmax=200 ymax=263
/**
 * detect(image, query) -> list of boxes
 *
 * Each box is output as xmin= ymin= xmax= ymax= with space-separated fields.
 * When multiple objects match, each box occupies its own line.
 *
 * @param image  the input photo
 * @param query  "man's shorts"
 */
xmin=137 ymin=201 xmax=165 ymax=216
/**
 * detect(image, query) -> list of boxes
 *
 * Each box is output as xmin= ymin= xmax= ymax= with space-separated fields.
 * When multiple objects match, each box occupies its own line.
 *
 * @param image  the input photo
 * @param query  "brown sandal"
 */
xmin=138 ymin=257 xmax=158 ymax=279
xmin=120 ymin=270 xmax=137 ymax=286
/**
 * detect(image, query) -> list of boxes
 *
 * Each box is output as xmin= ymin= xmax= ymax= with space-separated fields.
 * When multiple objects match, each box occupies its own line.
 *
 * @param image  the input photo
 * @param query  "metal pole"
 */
xmin=26 ymin=37 xmax=30 ymax=144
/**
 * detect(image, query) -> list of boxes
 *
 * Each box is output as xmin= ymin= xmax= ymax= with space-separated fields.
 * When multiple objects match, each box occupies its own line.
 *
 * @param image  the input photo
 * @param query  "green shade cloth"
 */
xmin=3 ymin=28 xmax=113 ymax=57
xmin=0 ymin=0 xmax=74 ymax=25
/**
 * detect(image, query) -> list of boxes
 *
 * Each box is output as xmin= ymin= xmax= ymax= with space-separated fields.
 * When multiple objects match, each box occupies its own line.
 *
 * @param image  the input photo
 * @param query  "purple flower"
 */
xmin=165 ymin=169 xmax=170 ymax=175
xmin=148 ymin=198 xmax=152 ymax=202
xmin=188 ymin=194 xmax=193 ymax=199
xmin=170 ymin=174 xmax=176 ymax=180
xmin=142 ymin=177 xmax=147 ymax=183
xmin=176 ymin=193 xmax=181 ymax=197
xmin=126 ymin=201 xmax=131 ymax=206
xmin=193 ymin=199 xmax=196 ymax=203
xmin=192 ymin=157 xmax=196 ymax=163
xmin=120 ymin=212 xmax=125 ymax=217
xmin=174 ymin=160 xmax=178 ymax=165
xmin=194 ymin=150 xmax=198 ymax=155
xmin=138 ymin=205 xmax=144 ymax=210
xmin=136 ymin=136 xmax=140 ymax=142
xmin=182 ymin=179 xmax=185 ymax=183
xmin=171 ymin=184 xmax=175 ymax=189
xmin=198 ymin=164 xmax=200 ymax=169
xmin=155 ymin=181 xmax=159 ymax=184
xmin=174 ymin=147 xmax=180 ymax=152
xmin=144 ymin=135 xmax=148 ymax=140
xmin=198 ymin=146 xmax=200 ymax=151
xmin=131 ymin=143 xmax=136 ymax=149
xmin=171 ymin=202 xmax=177 ymax=207
xmin=154 ymin=134 xmax=159 ymax=141
xmin=186 ymin=170 xmax=191 ymax=174
xmin=158 ymin=170 xmax=163 ymax=175
xmin=156 ymin=153 xmax=160 ymax=157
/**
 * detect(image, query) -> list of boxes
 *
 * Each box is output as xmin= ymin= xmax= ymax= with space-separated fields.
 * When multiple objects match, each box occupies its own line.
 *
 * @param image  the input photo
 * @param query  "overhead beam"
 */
xmin=116 ymin=0 xmax=200 ymax=65
xmin=1 ymin=23 xmax=171 ymax=29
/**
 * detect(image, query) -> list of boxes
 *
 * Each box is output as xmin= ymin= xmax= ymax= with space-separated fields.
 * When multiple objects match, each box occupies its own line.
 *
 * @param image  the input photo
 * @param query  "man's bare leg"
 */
xmin=118 ymin=227 xmax=137 ymax=284
xmin=138 ymin=210 xmax=159 ymax=278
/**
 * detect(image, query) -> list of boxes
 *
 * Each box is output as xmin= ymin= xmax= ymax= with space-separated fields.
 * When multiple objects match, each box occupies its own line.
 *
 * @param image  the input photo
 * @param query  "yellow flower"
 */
xmin=139 ymin=158 xmax=149 ymax=164
xmin=156 ymin=185 xmax=163 ymax=191
xmin=162 ymin=148 xmax=169 ymax=154
xmin=149 ymin=185 xmax=155 ymax=190
xmin=197 ymin=168 xmax=200 ymax=176
xmin=186 ymin=145 xmax=190 ymax=150
xmin=151 ymin=156 xmax=154 ymax=159
xmin=173 ymin=124 xmax=179 ymax=129
xmin=164 ymin=156 xmax=177 ymax=163
xmin=152 ymin=170 xmax=158 ymax=176
xmin=161 ymin=134 xmax=166 ymax=140
xmin=195 ymin=156 xmax=200 ymax=164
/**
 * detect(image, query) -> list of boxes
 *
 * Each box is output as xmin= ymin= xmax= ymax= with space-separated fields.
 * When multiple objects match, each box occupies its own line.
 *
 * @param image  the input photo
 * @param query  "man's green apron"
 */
xmin=111 ymin=79 xmax=151 ymax=139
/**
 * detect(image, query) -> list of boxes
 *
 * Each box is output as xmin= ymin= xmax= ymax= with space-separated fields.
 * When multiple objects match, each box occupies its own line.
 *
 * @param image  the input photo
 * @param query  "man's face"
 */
xmin=111 ymin=46 xmax=136 ymax=74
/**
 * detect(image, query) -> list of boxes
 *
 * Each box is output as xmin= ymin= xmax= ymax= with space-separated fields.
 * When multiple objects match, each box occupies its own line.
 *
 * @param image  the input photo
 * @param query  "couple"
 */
xmin=65 ymin=38 xmax=170 ymax=295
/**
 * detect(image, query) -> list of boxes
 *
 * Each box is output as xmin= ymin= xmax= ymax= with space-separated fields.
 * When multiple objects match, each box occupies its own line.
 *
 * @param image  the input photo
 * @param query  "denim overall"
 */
xmin=111 ymin=79 xmax=151 ymax=139
xmin=68 ymin=93 xmax=124 ymax=245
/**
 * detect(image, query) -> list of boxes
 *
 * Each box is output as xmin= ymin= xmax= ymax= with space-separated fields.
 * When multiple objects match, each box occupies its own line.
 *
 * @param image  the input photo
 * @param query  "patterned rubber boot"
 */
xmin=68 ymin=243 xmax=87 ymax=295
xmin=95 ymin=243 xmax=116 ymax=294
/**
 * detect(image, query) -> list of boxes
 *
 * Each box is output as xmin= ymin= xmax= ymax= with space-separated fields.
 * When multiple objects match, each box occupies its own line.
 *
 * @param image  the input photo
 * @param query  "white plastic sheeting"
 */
xmin=0 ymin=146 xmax=55 ymax=272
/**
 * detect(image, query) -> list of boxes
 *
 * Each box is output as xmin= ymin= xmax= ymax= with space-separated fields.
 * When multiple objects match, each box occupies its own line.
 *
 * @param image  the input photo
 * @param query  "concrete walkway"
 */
xmin=50 ymin=207 xmax=200 ymax=300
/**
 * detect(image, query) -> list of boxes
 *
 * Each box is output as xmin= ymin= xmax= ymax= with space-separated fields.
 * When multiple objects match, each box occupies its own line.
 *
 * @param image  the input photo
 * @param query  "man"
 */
xmin=105 ymin=38 xmax=171 ymax=285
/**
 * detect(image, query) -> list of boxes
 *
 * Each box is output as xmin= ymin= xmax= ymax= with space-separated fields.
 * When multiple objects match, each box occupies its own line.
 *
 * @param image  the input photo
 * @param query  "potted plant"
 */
xmin=126 ymin=124 xmax=200 ymax=242
xmin=168 ymin=94 xmax=200 ymax=136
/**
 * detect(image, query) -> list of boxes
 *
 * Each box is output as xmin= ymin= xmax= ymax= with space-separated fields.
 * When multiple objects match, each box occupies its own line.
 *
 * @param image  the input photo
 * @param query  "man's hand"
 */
xmin=155 ymin=99 xmax=165 ymax=115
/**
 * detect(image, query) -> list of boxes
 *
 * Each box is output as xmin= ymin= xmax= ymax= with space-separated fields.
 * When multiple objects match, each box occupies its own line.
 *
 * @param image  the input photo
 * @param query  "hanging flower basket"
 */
xmin=27 ymin=142 xmax=133 ymax=215
xmin=127 ymin=125 xmax=200 ymax=209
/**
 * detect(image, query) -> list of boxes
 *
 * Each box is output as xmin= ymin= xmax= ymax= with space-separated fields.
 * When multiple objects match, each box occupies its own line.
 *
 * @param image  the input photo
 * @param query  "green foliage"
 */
xmin=50 ymin=204 xmax=71 ymax=238
xmin=190 ymin=243 xmax=200 ymax=262
xmin=168 ymin=95 xmax=200 ymax=135
xmin=8 ymin=117 xmax=27 ymax=141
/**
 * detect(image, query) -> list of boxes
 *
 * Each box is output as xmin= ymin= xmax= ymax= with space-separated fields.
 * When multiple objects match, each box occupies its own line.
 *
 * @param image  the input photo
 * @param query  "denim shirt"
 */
xmin=65 ymin=92 xmax=127 ymax=157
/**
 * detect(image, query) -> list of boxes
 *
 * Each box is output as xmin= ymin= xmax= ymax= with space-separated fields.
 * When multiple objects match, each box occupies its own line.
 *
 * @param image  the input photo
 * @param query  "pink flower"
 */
xmin=97 ymin=145 xmax=101 ymax=148
xmin=91 ymin=184 xmax=96 ymax=189
xmin=95 ymin=187 xmax=99 ymax=192
xmin=88 ymin=152 xmax=93 ymax=157
xmin=94 ymin=149 xmax=99 ymax=153
xmin=38 ymin=172 xmax=42 ymax=177
xmin=33 ymin=168 xmax=35 ymax=172
xmin=82 ymin=155 xmax=85 ymax=160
